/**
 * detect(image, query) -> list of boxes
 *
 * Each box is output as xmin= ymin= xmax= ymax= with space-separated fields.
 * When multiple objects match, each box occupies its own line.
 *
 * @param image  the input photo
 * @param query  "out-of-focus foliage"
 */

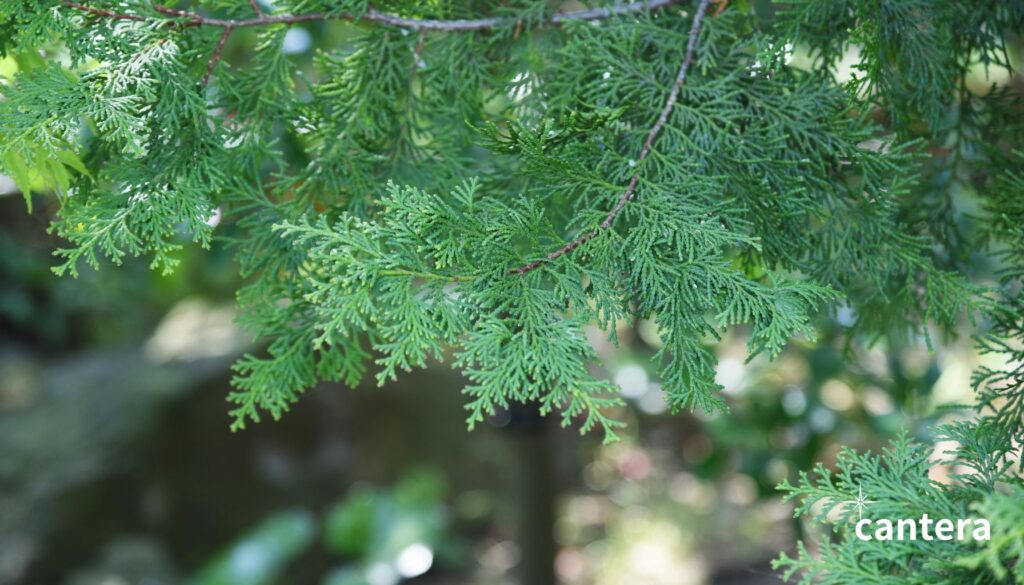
xmin=321 ymin=469 xmax=453 ymax=585
xmin=189 ymin=470 xmax=454 ymax=585
xmin=957 ymin=486 xmax=1024 ymax=582
xmin=63 ymin=471 xmax=455 ymax=585
xmin=191 ymin=510 xmax=317 ymax=585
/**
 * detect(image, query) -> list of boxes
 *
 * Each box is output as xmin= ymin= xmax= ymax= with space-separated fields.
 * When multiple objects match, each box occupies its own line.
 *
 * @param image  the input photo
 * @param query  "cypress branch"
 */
xmin=511 ymin=0 xmax=713 ymax=275
xmin=4 ymin=2 xmax=1022 ymax=529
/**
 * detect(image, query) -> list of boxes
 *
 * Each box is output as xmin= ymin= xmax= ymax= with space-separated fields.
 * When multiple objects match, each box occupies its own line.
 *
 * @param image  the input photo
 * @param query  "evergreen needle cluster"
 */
xmin=3 ymin=0 xmax=1024 ymax=579
xmin=767 ymin=2 xmax=1024 ymax=583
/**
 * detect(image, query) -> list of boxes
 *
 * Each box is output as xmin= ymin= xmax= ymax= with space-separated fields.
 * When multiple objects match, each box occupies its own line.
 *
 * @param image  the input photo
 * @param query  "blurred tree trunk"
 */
xmin=507 ymin=403 xmax=557 ymax=585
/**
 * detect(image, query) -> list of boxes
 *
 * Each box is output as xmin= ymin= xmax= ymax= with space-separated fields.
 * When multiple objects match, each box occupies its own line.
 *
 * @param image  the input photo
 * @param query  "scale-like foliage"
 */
xmin=0 ymin=2 xmax=1017 ymax=448
xmin=959 ymin=486 xmax=1024 ymax=582
xmin=773 ymin=1 xmax=1024 ymax=575
xmin=6 ymin=0 xmax=1024 ymax=579
xmin=774 ymin=422 xmax=1021 ymax=584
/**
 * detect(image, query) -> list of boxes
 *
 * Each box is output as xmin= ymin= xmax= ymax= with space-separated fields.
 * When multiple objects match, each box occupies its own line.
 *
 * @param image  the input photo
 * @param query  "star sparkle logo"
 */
xmin=847 ymin=484 xmax=875 ymax=520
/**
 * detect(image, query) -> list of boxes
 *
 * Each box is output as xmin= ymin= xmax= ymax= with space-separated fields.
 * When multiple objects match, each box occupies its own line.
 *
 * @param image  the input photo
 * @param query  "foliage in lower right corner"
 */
xmin=773 ymin=419 xmax=1023 ymax=584
xmin=957 ymin=487 xmax=1024 ymax=582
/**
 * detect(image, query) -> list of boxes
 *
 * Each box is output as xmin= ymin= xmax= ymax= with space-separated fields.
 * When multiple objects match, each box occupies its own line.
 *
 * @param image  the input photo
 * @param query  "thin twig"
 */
xmin=63 ymin=0 xmax=679 ymax=30
xmin=248 ymin=0 xmax=264 ymax=17
xmin=153 ymin=4 xmax=202 ymax=24
xmin=510 ymin=0 xmax=713 ymax=276
xmin=203 ymin=25 xmax=233 ymax=85
xmin=62 ymin=0 xmax=146 ymax=21
xmin=551 ymin=0 xmax=679 ymax=23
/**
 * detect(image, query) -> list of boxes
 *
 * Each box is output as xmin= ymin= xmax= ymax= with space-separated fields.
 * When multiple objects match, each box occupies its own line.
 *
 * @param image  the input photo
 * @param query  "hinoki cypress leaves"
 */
xmin=3 ymin=0 xmax=1024 ymax=580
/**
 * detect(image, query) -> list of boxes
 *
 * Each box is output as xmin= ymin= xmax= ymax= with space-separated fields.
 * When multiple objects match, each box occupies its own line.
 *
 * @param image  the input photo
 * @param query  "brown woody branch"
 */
xmin=63 ymin=1 xmax=146 ymax=21
xmin=202 ymin=25 xmax=232 ymax=85
xmin=510 ymin=0 xmax=714 ymax=276
xmin=63 ymin=0 xmax=680 ymax=31
xmin=63 ymin=0 xmax=684 ymax=89
xmin=62 ymin=0 xmax=713 ymax=258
